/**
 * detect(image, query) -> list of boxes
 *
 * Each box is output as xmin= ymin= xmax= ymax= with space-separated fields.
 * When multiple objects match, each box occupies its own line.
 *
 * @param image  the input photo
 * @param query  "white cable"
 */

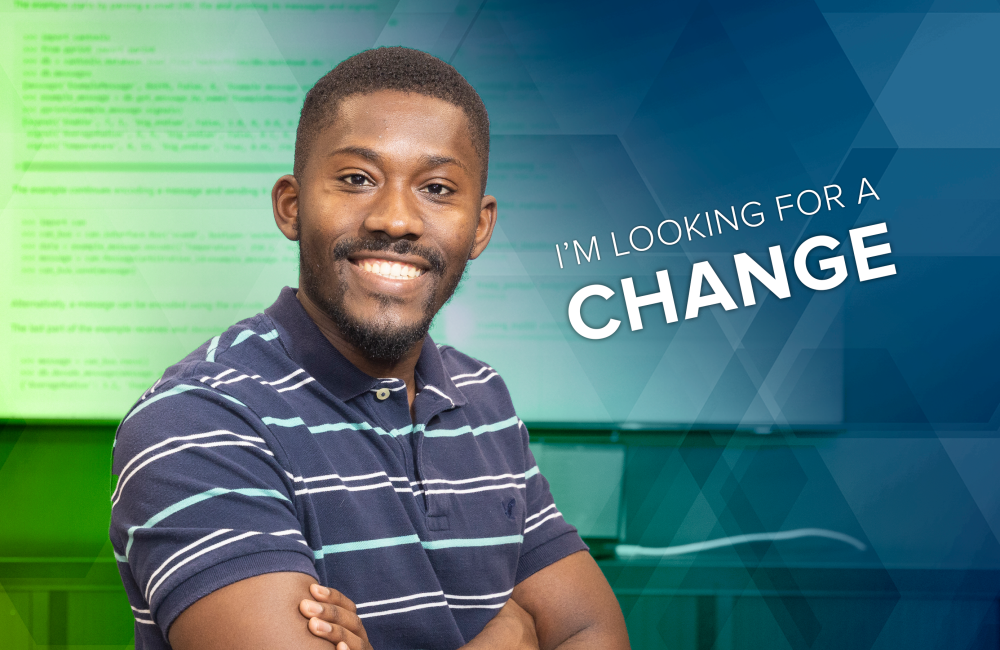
xmin=614 ymin=528 xmax=866 ymax=559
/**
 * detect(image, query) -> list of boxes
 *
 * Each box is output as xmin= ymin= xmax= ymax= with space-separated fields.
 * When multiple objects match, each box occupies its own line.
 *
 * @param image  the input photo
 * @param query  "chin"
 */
xmin=344 ymin=314 xmax=433 ymax=363
xmin=318 ymin=295 xmax=436 ymax=363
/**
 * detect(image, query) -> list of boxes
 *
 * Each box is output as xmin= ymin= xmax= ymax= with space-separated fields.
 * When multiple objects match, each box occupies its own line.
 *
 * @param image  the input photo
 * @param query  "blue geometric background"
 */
xmin=2 ymin=0 xmax=1000 ymax=647
xmin=353 ymin=2 xmax=1000 ymax=647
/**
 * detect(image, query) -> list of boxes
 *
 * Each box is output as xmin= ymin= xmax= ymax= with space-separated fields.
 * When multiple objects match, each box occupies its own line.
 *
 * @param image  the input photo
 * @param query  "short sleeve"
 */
xmin=109 ymin=381 xmax=317 ymax=641
xmin=515 ymin=423 xmax=589 ymax=584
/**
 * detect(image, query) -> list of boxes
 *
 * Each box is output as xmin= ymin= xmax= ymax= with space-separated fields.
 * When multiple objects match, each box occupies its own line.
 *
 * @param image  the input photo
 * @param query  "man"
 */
xmin=110 ymin=46 xmax=630 ymax=649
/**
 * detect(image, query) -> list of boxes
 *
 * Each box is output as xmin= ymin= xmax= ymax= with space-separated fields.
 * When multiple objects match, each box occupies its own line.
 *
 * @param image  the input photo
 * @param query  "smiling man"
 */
xmin=109 ymin=47 xmax=629 ymax=650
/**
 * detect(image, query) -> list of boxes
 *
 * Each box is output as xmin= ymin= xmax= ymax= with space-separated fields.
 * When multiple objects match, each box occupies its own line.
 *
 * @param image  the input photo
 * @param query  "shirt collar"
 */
xmin=264 ymin=287 xmax=466 ymax=410
xmin=414 ymin=335 xmax=468 ymax=415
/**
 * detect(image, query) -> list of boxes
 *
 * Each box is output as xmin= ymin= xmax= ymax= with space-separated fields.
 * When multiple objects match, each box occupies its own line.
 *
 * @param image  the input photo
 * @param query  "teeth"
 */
xmin=357 ymin=258 xmax=424 ymax=280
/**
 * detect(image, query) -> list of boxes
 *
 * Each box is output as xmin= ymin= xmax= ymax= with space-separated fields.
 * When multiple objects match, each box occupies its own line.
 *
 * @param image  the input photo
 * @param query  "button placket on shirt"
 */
xmin=411 ymin=388 xmax=460 ymax=525
xmin=369 ymin=379 xmax=457 ymax=522
xmin=365 ymin=379 xmax=413 ymax=490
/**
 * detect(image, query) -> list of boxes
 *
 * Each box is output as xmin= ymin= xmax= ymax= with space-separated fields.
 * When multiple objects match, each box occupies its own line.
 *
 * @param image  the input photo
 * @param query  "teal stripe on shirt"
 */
xmin=261 ymin=416 xmax=419 ymax=438
xmin=421 ymin=534 xmax=524 ymax=550
xmin=261 ymin=416 xmax=519 ymax=439
xmin=310 ymin=423 xmax=418 ymax=437
xmin=231 ymin=330 xmax=256 ymax=347
xmin=423 ymin=416 xmax=520 ymax=438
xmin=310 ymin=533 xmax=523 ymax=559
xmin=313 ymin=534 xmax=421 ymax=559
xmin=232 ymin=328 xmax=280 ymax=349
xmin=205 ymin=335 xmax=221 ymax=362
xmin=124 ymin=487 xmax=288 ymax=558
xmin=261 ymin=416 xmax=306 ymax=428
xmin=124 ymin=384 xmax=246 ymax=423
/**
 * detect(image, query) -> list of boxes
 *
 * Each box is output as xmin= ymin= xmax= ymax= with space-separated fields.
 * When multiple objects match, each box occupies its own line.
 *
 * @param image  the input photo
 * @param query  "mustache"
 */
xmin=332 ymin=237 xmax=446 ymax=275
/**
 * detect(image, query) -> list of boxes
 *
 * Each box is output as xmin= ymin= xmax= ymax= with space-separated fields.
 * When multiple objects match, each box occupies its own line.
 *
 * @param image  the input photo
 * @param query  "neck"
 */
xmin=296 ymin=288 xmax=422 ymax=413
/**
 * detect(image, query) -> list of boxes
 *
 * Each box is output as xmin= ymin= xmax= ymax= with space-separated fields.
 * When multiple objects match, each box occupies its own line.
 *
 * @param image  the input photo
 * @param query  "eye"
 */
xmin=422 ymin=183 xmax=453 ymax=196
xmin=342 ymin=173 xmax=374 ymax=186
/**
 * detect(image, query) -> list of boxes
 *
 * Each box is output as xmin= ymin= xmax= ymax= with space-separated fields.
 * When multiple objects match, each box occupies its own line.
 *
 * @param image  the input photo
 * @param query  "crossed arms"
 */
xmin=168 ymin=549 xmax=629 ymax=650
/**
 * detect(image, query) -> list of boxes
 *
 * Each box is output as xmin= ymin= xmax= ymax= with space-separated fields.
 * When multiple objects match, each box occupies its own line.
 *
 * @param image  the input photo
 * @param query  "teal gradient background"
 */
xmin=3 ymin=0 xmax=1000 ymax=648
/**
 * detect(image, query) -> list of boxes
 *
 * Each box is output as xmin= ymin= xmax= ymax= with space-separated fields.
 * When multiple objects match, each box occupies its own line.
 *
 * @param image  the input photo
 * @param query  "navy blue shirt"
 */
xmin=110 ymin=287 xmax=586 ymax=649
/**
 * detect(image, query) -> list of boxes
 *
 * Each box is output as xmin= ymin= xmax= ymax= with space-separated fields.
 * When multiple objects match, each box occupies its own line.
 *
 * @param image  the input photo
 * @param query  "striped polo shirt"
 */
xmin=109 ymin=286 xmax=586 ymax=649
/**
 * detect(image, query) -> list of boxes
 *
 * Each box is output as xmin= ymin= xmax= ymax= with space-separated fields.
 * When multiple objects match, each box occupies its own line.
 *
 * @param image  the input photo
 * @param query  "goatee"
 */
xmin=299 ymin=236 xmax=465 ymax=364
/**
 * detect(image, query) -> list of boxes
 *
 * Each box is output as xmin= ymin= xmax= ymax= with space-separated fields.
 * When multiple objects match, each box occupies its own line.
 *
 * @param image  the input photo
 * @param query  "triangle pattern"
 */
xmin=712 ymin=0 xmax=876 ymax=186
xmin=449 ymin=11 xmax=561 ymax=134
xmin=851 ymin=105 xmax=900 ymax=149
xmin=498 ymin=0 xmax=699 ymax=134
xmin=823 ymin=10 xmax=927 ymax=103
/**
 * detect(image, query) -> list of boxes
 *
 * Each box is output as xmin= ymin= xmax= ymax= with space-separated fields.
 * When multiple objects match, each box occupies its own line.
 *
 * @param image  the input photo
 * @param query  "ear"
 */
xmin=272 ymin=174 xmax=301 ymax=241
xmin=469 ymin=194 xmax=498 ymax=260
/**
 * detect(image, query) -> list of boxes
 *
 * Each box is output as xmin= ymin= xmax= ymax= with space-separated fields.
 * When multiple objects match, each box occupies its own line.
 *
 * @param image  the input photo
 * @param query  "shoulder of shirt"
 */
xmin=435 ymin=344 xmax=528 ymax=447
xmin=119 ymin=311 xmax=296 ymax=426
xmin=435 ymin=344 xmax=503 ymax=380
xmin=434 ymin=342 xmax=516 ymax=405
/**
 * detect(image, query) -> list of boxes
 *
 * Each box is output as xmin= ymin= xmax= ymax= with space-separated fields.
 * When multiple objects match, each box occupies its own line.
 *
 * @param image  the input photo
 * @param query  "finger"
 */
xmin=310 ymin=584 xmax=358 ymax=614
xmin=307 ymin=618 xmax=369 ymax=650
xmin=299 ymin=600 xmax=367 ymax=638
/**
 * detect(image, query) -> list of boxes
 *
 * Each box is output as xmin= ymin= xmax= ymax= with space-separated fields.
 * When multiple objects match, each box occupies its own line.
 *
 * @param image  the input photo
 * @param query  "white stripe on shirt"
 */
xmin=412 ymin=471 xmax=529 ymax=487
xmin=357 ymin=600 xmax=449 ymax=620
xmin=450 ymin=366 xmax=493 ymax=381
xmin=454 ymin=372 xmax=498 ymax=388
xmin=525 ymin=503 xmax=558 ymax=523
xmin=113 ymin=440 xmax=273 ymax=508
xmin=147 ymin=531 xmax=261 ymax=601
xmin=144 ymin=529 xmax=233 ymax=599
xmin=525 ymin=512 xmax=564 ymax=534
xmin=277 ymin=377 xmax=315 ymax=393
xmin=414 ymin=482 xmax=526 ymax=497
xmin=113 ymin=430 xmax=266 ymax=501
xmin=444 ymin=587 xmax=513 ymax=600
xmin=261 ymin=369 xmax=304 ymax=386
xmin=355 ymin=590 xmax=444 ymax=610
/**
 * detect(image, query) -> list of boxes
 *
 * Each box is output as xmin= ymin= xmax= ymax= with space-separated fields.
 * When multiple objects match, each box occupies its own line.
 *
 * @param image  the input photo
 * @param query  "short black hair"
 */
xmin=294 ymin=46 xmax=490 ymax=193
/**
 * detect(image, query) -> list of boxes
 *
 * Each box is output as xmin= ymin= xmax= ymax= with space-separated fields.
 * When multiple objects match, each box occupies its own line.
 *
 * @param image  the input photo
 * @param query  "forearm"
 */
xmin=459 ymin=599 xmax=539 ymax=650
xmin=530 ymin=610 xmax=629 ymax=650
xmin=538 ymin=621 xmax=625 ymax=650
xmin=459 ymin=619 xmax=533 ymax=650
xmin=513 ymin=551 xmax=630 ymax=650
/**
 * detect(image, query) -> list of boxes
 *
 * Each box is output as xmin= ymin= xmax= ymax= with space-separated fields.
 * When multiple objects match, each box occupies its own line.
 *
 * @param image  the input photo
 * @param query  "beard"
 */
xmin=299 ymin=235 xmax=467 ymax=364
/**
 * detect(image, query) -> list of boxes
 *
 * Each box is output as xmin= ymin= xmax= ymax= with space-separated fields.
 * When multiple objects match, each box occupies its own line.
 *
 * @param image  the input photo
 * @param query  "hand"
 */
xmin=299 ymin=584 xmax=374 ymax=650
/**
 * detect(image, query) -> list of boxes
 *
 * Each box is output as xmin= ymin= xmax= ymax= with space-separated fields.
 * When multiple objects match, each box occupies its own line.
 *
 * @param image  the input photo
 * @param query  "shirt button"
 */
xmin=375 ymin=387 xmax=391 ymax=401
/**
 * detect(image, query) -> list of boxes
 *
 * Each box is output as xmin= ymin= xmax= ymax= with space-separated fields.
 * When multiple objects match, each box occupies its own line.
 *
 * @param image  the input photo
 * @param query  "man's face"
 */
xmin=273 ymin=90 xmax=497 ymax=363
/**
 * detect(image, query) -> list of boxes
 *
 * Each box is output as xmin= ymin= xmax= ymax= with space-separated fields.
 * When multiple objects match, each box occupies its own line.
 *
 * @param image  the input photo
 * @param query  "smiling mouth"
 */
xmin=354 ymin=257 xmax=425 ymax=280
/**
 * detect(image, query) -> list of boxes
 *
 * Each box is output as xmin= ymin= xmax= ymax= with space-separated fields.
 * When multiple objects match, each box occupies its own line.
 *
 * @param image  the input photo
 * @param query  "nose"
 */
xmin=362 ymin=182 xmax=424 ymax=240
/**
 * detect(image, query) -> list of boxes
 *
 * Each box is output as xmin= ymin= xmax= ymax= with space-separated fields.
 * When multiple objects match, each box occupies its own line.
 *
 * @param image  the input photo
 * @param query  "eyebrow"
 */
xmin=329 ymin=146 xmax=382 ymax=163
xmin=420 ymin=154 xmax=467 ymax=172
xmin=328 ymin=147 xmax=467 ymax=173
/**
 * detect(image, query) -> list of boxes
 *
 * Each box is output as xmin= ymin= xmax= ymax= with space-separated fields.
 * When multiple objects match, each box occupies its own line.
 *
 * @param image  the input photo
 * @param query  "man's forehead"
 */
xmin=319 ymin=91 xmax=478 ymax=163
xmin=333 ymin=91 xmax=469 ymax=138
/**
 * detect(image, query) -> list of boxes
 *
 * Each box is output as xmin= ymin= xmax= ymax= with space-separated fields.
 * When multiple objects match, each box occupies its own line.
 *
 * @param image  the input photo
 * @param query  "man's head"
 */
xmin=294 ymin=47 xmax=491 ymax=193
xmin=272 ymin=47 xmax=497 ymax=368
